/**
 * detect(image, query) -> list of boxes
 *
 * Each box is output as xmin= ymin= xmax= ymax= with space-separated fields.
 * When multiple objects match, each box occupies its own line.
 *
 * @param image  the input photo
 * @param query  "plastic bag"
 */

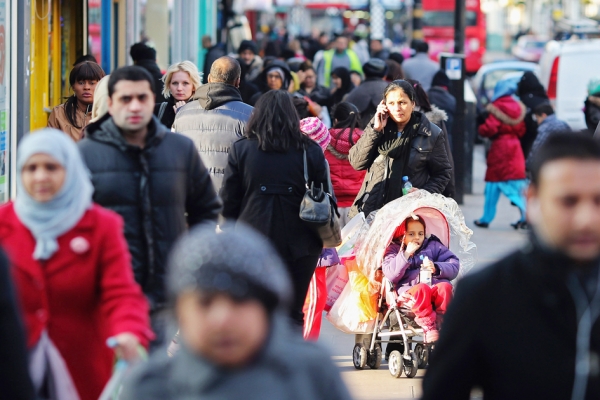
xmin=324 ymin=263 xmax=349 ymax=312
xmin=303 ymin=267 xmax=328 ymax=341
xmin=325 ymin=283 xmax=376 ymax=334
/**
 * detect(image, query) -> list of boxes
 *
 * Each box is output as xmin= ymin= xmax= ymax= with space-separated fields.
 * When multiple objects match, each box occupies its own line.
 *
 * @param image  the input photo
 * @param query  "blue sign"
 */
xmin=445 ymin=58 xmax=462 ymax=80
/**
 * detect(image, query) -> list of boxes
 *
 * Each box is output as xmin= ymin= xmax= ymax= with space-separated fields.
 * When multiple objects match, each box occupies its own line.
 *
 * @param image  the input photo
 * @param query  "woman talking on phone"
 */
xmin=348 ymin=80 xmax=452 ymax=218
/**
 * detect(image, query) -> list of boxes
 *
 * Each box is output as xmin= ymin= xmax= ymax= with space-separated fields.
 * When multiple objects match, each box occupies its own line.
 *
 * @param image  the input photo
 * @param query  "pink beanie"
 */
xmin=300 ymin=117 xmax=331 ymax=151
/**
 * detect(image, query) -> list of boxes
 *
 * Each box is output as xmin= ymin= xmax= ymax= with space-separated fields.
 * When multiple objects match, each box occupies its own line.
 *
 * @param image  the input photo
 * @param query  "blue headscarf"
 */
xmin=14 ymin=129 xmax=94 ymax=260
xmin=491 ymin=75 xmax=521 ymax=102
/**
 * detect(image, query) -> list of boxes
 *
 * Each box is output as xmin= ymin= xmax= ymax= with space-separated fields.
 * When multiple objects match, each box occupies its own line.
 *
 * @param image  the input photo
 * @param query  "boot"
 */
xmin=414 ymin=313 xmax=439 ymax=344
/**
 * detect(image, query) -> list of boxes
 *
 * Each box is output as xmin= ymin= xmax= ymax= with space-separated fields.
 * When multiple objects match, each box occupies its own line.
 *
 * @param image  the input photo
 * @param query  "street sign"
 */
xmin=445 ymin=58 xmax=462 ymax=80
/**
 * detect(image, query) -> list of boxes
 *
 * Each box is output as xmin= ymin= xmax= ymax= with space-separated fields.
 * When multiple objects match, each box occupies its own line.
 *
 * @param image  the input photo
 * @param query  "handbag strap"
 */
xmin=303 ymin=147 xmax=334 ymax=196
xmin=303 ymin=148 xmax=309 ymax=187
xmin=157 ymin=102 xmax=168 ymax=121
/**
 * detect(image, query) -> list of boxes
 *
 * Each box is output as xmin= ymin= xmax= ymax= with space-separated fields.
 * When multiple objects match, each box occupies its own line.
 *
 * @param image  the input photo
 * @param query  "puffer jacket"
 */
xmin=325 ymin=128 xmax=366 ymax=208
xmin=348 ymin=111 xmax=452 ymax=219
xmin=79 ymin=115 xmax=222 ymax=311
xmin=172 ymin=83 xmax=253 ymax=191
xmin=382 ymin=235 xmax=460 ymax=295
xmin=479 ymin=96 xmax=527 ymax=182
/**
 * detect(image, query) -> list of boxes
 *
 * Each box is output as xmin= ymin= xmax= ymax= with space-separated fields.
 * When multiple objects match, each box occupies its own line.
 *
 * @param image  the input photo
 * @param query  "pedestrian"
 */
xmin=385 ymin=59 xmax=404 ymax=82
xmin=350 ymin=70 xmax=363 ymax=88
xmin=130 ymin=42 xmax=166 ymax=103
xmin=154 ymin=61 xmax=202 ymax=129
xmin=474 ymin=77 xmax=528 ymax=229
xmin=370 ymin=38 xmax=390 ymax=60
xmin=239 ymin=61 xmax=260 ymax=105
xmin=516 ymin=71 xmax=550 ymax=158
xmin=402 ymin=40 xmax=440 ymax=91
xmin=173 ymin=56 xmax=253 ymax=191
xmin=249 ymin=59 xmax=294 ymax=105
xmin=316 ymin=35 xmax=363 ymax=88
xmin=90 ymin=74 xmax=110 ymax=123
xmin=79 ymin=66 xmax=222 ymax=344
xmin=0 ymin=129 xmax=152 ymax=400
xmin=237 ymin=39 xmax=263 ymax=82
xmin=297 ymin=62 xmax=331 ymax=107
xmin=326 ymin=102 xmax=366 ymax=226
xmin=0 ymin=249 xmax=36 ymax=400
xmin=120 ymin=224 xmax=353 ymax=400
xmin=200 ymin=35 xmax=225 ymax=84
xmin=526 ymin=103 xmax=571 ymax=171
xmin=428 ymin=70 xmax=456 ymax=137
xmin=329 ymin=67 xmax=355 ymax=118
xmin=584 ymin=77 xmax=600 ymax=134
xmin=348 ymin=80 xmax=452 ymax=219
xmin=422 ymin=132 xmax=600 ymax=400
xmin=388 ymin=52 xmax=405 ymax=66
xmin=220 ymin=90 xmax=329 ymax=328
xmin=345 ymin=58 xmax=389 ymax=129
xmin=48 ymin=61 xmax=106 ymax=141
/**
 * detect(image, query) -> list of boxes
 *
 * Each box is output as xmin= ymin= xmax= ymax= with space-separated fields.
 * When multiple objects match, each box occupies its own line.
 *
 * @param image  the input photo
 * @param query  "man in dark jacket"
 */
xmin=428 ymin=70 xmax=456 ymax=137
xmin=345 ymin=58 xmax=389 ymax=129
xmin=173 ymin=56 xmax=253 ymax=191
xmin=130 ymin=42 xmax=166 ymax=103
xmin=201 ymin=35 xmax=225 ymax=84
xmin=422 ymin=133 xmax=600 ymax=400
xmin=79 ymin=66 xmax=222 ymax=321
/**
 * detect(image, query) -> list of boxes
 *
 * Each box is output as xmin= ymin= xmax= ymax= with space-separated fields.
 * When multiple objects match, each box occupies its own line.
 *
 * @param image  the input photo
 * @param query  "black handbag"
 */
xmin=299 ymin=148 xmax=342 ymax=248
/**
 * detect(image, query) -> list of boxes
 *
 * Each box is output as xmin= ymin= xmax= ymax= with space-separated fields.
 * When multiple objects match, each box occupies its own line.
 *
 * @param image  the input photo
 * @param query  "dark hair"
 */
xmin=73 ymin=54 xmax=97 ymax=67
xmin=64 ymin=61 xmax=106 ymax=129
xmin=292 ymin=93 xmax=310 ymax=119
xmin=209 ymin=56 xmax=241 ymax=85
xmin=299 ymin=61 xmax=314 ymax=73
xmin=411 ymin=39 xmax=429 ymax=54
xmin=404 ymin=215 xmax=427 ymax=237
xmin=107 ymin=66 xmax=155 ymax=98
xmin=129 ymin=42 xmax=157 ymax=62
xmin=332 ymin=102 xmax=360 ymax=145
xmin=533 ymin=103 xmax=554 ymax=116
xmin=383 ymin=79 xmax=416 ymax=103
xmin=530 ymin=132 xmax=600 ymax=186
xmin=385 ymin=59 xmax=404 ymax=81
xmin=406 ymin=79 xmax=432 ymax=112
xmin=388 ymin=52 xmax=404 ymax=65
xmin=245 ymin=91 xmax=308 ymax=152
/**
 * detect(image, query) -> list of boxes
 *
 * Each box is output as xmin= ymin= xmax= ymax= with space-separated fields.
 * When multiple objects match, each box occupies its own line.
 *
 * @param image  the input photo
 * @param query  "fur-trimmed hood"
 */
xmin=486 ymin=97 xmax=527 ymax=126
xmin=424 ymin=105 xmax=448 ymax=126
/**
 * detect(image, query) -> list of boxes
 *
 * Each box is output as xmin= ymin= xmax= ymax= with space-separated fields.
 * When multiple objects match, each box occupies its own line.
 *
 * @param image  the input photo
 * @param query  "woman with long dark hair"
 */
xmin=48 ymin=61 xmax=106 ymax=141
xmin=220 ymin=90 xmax=329 ymax=329
xmin=348 ymin=80 xmax=452 ymax=218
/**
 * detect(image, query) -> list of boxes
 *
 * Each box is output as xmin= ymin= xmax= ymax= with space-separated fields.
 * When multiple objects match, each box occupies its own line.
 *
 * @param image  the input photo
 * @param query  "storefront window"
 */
xmin=0 ymin=0 xmax=10 ymax=202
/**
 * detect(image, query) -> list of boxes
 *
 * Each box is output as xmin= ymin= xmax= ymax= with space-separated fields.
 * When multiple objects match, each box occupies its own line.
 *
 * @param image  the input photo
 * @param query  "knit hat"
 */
xmin=300 ymin=117 xmax=331 ymax=151
xmin=238 ymin=40 xmax=258 ymax=55
xmin=167 ymin=223 xmax=292 ymax=314
xmin=362 ymin=58 xmax=388 ymax=78
xmin=588 ymin=77 xmax=600 ymax=96
xmin=431 ymin=70 xmax=450 ymax=88
xmin=329 ymin=127 xmax=363 ymax=155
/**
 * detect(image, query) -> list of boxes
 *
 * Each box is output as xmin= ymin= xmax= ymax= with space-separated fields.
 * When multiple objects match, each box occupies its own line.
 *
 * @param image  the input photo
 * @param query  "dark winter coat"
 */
xmin=348 ymin=111 xmax=452 ymax=219
xmin=79 ymin=115 xmax=222 ymax=311
xmin=202 ymin=44 xmax=226 ymax=84
xmin=478 ymin=96 xmax=527 ymax=182
xmin=172 ymin=83 xmax=253 ymax=191
xmin=153 ymin=97 xmax=184 ymax=129
xmin=516 ymin=71 xmax=549 ymax=157
xmin=345 ymin=78 xmax=389 ymax=129
xmin=220 ymin=138 xmax=327 ymax=261
xmin=382 ymin=235 xmax=460 ymax=295
xmin=427 ymin=86 xmax=456 ymax=136
xmin=136 ymin=59 xmax=166 ymax=103
xmin=584 ymin=96 xmax=600 ymax=133
xmin=422 ymin=235 xmax=600 ymax=400
xmin=425 ymin=106 xmax=456 ymax=199
xmin=120 ymin=317 xmax=353 ymax=400
xmin=298 ymin=85 xmax=331 ymax=107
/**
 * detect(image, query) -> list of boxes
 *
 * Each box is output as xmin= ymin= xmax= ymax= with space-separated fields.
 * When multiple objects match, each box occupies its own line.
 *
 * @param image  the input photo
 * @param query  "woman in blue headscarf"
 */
xmin=0 ymin=129 xmax=153 ymax=400
xmin=474 ymin=76 xmax=528 ymax=229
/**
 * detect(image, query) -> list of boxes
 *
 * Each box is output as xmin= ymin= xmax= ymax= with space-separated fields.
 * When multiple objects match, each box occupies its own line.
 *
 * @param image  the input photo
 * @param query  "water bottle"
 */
xmin=402 ymin=176 xmax=412 ymax=196
xmin=419 ymin=255 xmax=432 ymax=287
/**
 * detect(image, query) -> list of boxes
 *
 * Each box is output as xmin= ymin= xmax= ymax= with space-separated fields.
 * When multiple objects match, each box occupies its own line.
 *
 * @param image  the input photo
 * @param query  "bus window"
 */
xmin=422 ymin=11 xmax=478 ymax=27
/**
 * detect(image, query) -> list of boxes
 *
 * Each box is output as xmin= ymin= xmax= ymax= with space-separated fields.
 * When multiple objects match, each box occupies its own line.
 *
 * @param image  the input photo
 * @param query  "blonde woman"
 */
xmin=89 ymin=75 xmax=110 ymax=123
xmin=154 ymin=61 xmax=202 ymax=128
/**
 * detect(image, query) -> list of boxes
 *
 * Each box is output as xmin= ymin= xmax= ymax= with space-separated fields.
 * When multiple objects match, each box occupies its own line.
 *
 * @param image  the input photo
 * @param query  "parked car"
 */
xmin=470 ymin=60 xmax=540 ymax=110
xmin=538 ymin=39 xmax=600 ymax=130
xmin=511 ymin=35 xmax=547 ymax=63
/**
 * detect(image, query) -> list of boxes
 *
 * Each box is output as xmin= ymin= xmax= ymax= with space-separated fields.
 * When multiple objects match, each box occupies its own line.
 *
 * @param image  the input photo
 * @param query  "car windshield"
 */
xmin=422 ymin=11 xmax=478 ymax=27
xmin=479 ymin=69 xmax=526 ymax=105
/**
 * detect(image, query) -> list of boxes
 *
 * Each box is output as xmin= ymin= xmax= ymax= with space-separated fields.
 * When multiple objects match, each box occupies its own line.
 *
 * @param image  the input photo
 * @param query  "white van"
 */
xmin=538 ymin=39 xmax=600 ymax=130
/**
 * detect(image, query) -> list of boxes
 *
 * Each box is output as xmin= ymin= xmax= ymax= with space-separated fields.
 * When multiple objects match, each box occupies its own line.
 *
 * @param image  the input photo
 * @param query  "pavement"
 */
xmin=318 ymin=144 xmax=529 ymax=399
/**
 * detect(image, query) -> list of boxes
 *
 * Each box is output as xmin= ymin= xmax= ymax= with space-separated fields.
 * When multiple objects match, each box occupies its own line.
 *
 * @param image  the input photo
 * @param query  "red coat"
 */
xmin=478 ymin=96 xmax=527 ymax=182
xmin=0 ymin=203 xmax=153 ymax=400
xmin=325 ymin=128 xmax=367 ymax=208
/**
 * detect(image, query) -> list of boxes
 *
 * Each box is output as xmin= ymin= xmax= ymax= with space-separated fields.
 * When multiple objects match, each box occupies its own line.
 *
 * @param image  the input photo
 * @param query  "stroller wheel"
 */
xmin=414 ymin=344 xmax=429 ymax=369
xmin=385 ymin=342 xmax=405 ymax=361
xmin=388 ymin=350 xmax=404 ymax=378
xmin=352 ymin=343 xmax=368 ymax=370
xmin=403 ymin=352 xmax=419 ymax=378
xmin=367 ymin=344 xmax=382 ymax=370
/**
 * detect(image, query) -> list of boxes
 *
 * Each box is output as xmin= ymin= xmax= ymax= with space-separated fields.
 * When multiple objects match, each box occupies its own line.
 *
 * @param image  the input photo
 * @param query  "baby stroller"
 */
xmin=326 ymin=190 xmax=476 ymax=378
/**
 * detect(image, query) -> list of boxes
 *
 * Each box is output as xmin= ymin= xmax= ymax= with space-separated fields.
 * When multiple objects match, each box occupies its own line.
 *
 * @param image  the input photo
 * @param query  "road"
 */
xmin=318 ymin=144 xmax=529 ymax=399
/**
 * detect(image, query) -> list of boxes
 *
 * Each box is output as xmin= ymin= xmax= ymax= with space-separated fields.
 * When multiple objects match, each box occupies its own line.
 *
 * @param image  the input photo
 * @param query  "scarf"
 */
xmin=14 ymin=129 xmax=94 ymax=260
xmin=378 ymin=112 xmax=421 ymax=202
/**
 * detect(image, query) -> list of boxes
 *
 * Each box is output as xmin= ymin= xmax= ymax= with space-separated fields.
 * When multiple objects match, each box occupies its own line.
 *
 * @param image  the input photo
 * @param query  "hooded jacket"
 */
xmin=348 ymin=111 xmax=452 ymax=219
xmin=425 ymin=106 xmax=456 ymax=199
xmin=79 ymin=115 xmax=222 ymax=311
xmin=325 ymin=127 xmax=367 ymax=208
xmin=172 ymin=83 xmax=253 ymax=191
xmin=516 ymin=71 xmax=549 ymax=157
xmin=135 ymin=59 xmax=167 ymax=103
xmin=428 ymin=86 xmax=456 ymax=136
xmin=249 ymin=60 xmax=293 ymax=106
xmin=345 ymin=78 xmax=389 ymax=129
xmin=479 ymin=96 xmax=527 ymax=182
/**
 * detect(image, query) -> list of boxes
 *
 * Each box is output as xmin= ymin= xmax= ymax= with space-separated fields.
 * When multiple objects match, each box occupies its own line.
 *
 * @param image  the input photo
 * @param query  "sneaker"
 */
xmin=473 ymin=220 xmax=489 ymax=228
xmin=424 ymin=329 xmax=439 ymax=343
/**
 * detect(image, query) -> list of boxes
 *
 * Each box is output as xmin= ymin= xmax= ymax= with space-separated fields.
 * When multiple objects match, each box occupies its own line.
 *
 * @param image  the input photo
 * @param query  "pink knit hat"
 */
xmin=300 ymin=117 xmax=331 ymax=151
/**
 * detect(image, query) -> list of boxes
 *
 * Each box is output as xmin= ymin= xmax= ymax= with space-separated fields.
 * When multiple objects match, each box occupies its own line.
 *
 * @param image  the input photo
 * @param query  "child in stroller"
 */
xmin=382 ymin=214 xmax=460 ymax=343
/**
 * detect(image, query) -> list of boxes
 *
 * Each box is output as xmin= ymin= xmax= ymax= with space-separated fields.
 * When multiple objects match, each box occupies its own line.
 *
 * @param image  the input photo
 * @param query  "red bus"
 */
xmin=421 ymin=0 xmax=486 ymax=74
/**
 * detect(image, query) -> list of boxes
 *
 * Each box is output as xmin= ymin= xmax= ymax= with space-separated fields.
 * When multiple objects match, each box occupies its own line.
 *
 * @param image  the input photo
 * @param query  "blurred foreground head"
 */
xmin=528 ymin=132 xmax=600 ymax=263
xmin=168 ymin=223 xmax=292 ymax=367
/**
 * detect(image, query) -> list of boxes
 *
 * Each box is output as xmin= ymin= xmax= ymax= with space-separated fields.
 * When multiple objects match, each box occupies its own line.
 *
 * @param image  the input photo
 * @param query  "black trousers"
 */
xmin=285 ymin=254 xmax=320 ymax=328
